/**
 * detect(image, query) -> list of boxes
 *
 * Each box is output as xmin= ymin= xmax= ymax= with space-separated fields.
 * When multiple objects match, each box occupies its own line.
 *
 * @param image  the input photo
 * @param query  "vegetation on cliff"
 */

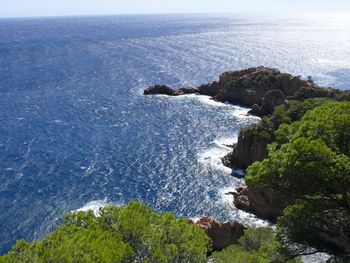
xmin=226 ymin=98 xmax=335 ymax=168
xmin=212 ymin=227 xmax=301 ymax=263
xmin=1 ymin=201 xmax=298 ymax=263
xmin=0 ymin=201 xmax=210 ymax=263
xmin=246 ymin=101 xmax=350 ymax=256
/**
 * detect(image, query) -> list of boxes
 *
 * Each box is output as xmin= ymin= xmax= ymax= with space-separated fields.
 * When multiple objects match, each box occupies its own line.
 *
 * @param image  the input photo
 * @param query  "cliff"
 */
xmin=144 ymin=67 xmax=346 ymax=170
xmin=232 ymin=187 xmax=293 ymax=220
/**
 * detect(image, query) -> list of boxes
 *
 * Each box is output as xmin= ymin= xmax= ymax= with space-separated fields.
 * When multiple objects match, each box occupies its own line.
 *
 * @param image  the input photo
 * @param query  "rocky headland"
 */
xmin=145 ymin=66 xmax=348 ymax=171
xmin=144 ymin=66 xmax=350 ymax=256
xmin=144 ymin=66 xmax=346 ymax=114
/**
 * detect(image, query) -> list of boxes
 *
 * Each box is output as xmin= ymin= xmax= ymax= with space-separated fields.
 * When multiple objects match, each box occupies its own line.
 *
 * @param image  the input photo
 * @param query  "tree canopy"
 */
xmin=212 ymin=227 xmax=301 ymax=263
xmin=0 ymin=201 xmax=210 ymax=263
xmin=246 ymin=101 xmax=350 ymax=256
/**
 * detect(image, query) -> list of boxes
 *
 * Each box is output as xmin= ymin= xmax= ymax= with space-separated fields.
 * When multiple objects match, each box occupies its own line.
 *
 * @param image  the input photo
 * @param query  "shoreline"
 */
xmin=144 ymin=66 xmax=349 ymax=221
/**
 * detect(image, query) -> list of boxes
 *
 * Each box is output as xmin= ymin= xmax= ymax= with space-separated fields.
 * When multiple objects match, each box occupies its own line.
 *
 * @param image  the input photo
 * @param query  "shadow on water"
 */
xmin=231 ymin=168 xmax=245 ymax=179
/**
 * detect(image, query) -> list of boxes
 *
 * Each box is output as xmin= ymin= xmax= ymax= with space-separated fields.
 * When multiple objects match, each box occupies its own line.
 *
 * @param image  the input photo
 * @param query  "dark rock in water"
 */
xmin=175 ymin=87 xmax=200 ymax=95
xmin=144 ymin=84 xmax=199 ymax=96
xmin=197 ymin=82 xmax=221 ymax=96
xmin=233 ymin=187 xmax=293 ymax=221
xmin=248 ymin=104 xmax=264 ymax=116
xmin=228 ymin=124 xmax=271 ymax=169
xmin=190 ymin=217 xmax=247 ymax=251
xmin=144 ymin=84 xmax=174 ymax=95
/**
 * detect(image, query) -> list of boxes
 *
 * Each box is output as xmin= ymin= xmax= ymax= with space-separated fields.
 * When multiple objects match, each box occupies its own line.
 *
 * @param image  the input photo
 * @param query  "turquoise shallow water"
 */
xmin=0 ymin=13 xmax=350 ymax=253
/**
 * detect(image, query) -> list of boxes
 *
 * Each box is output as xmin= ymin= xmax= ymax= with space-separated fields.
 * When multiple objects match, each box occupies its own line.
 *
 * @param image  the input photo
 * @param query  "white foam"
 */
xmin=73 ymin=199 xmax=109 ymax=216
xmin=218 ymin=187 xmax=270 ymax=227
xmin=231 ymin=105 xmax=261 ymax=120
xmin=197 ymin=137 xmax=238 ymax=174
xmin=213 ymin=137 xmax=238 ymax=147
xmin=302 ymin=253 xmax=331 ymax=263
xmin=189 ymin=217 xmax=202 ymax=223
xmin=156 ymin=93 xmax=261 ymax=121
xmin=192 ymin=94 xmax=231 ymax=107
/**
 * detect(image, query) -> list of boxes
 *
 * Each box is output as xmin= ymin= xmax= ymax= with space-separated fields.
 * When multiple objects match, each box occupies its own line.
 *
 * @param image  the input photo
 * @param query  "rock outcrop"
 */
xmin=190 ymin=217 xmax=247 ymax=251
xmin=233 ymin=187 xmax=293 ymax=221
xmin=144 ymin=66 xmax=342 ymax=117
xmin=225 ymin=124 xmax=272 ymax=169
xmin=144 ymin=84 xmax=199 ymax=96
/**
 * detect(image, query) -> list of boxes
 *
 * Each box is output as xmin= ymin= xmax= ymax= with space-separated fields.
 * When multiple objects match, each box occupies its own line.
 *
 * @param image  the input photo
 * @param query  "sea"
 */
xmin=0 ymin=13 xmax=350 ymax=256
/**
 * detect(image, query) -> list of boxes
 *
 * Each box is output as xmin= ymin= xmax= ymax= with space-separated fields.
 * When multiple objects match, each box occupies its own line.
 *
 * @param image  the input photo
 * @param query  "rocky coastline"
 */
xmin=145 ymin=66 xmax=348 ymax=172
xmin=144 ymin=66 xmax=350 ymax=254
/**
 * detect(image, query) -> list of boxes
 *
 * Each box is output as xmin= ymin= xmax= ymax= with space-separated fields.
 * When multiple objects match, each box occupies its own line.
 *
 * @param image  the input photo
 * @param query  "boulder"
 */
xmin=144 ymin=84 xmax=174 ymax=95
xmin=197 ymin=82 xmax=221 ymax=96
xmin=233 ymin=187 xmax=293 ymax=221
xmin=191 ymin=217 xmax=247 ymax=251
xmin=248 ymin=104 xmax=264 ymax=117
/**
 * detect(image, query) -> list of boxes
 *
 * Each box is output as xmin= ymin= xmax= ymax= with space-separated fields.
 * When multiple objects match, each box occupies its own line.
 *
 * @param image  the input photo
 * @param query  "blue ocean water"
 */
xmin=1 ymin=13 xmax=350 ymax=253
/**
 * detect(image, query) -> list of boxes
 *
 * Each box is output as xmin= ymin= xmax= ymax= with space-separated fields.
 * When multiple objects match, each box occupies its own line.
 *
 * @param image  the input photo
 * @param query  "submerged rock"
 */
xmin=190 ymin=217 xmax=247 ymax=251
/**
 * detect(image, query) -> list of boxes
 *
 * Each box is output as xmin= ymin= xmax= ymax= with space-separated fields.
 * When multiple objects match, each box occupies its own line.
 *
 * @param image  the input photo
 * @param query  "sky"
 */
xmin=0 ymin=0 xmax=350 ymax=18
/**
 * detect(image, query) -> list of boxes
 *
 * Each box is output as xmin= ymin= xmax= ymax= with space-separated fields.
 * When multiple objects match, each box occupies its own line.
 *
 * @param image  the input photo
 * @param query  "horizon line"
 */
xmin=1 ymin=10 xmax=349 ymax=19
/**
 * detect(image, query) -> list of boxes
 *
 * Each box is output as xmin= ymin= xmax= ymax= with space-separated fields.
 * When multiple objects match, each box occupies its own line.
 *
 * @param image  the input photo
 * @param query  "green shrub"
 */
xmin=212 ymin=227 xmax=301 ymax=263
xmin=246 ymin=101 xmax=350 ymax=256
xmin=1 ymin=201 xmax=210 ymax=263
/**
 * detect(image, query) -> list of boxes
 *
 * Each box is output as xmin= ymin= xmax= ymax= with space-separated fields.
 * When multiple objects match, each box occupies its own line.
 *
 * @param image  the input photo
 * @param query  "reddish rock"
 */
xmin=229 ymin=124 xmax=271 ymax=169
xmin=233 ymin=187 xmax=293 ymax=221
xmin=192 ymin=217 xmax=247 ymax=251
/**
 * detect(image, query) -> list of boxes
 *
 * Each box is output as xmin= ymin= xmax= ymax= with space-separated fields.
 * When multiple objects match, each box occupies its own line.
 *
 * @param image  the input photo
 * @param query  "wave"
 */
xmin=218 ymin=187 xmax=270 ymax=227
xmin=73 ymin=199 xmax=110 ymax=216
xmin=197 ymin=137 xmax=238 ymax=174
xmin=155 ymin=94 xmax=261 ymax=121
